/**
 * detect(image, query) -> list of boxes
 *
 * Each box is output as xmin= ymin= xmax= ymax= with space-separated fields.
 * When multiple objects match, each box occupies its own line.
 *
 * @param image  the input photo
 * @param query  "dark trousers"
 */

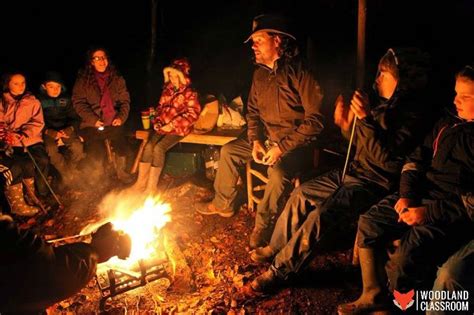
xmin=269 ymin=169 xmax=388 ymax=279
xmin=44 ymin=133 xmax=84 ymax=174
xmin=358 ymin=193 xmax=473 ymax=291
xmin=0 ymin=155 xmax=35 ymax=185
xmin=13 ymin=143 xmax=50 ymax=196
xmin=212 ymin=138 xmax=314 ymax=230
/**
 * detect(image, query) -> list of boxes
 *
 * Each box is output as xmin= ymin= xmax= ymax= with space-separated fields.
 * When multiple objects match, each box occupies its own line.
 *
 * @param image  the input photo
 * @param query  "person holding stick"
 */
xmin=248 ymin=47 xmax=434 ymax=293
xmin=0 ymin=71 xmax=55 ymax=211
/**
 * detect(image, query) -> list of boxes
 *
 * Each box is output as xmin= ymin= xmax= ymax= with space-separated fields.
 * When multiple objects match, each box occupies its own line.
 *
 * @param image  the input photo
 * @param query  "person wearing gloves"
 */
xmin=0 ymin=217 xmax=130 ymax=313
xmin=338 ymin=65 xmax=474 ymax=314
xmin=130 ymin=58 xmax=200 ymax=195
xmin=39 ymin=71 xmax=84 ymax=184
xmin=0 ymin=72 xmax=53 ymax=210
xmin=72 ymin=47 xmax=132 ymax=183
xmin=249 ymin=48 xmax=433 ymax=293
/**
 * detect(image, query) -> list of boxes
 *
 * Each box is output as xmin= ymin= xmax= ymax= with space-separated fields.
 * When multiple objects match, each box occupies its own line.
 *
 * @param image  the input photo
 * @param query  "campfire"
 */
xmin=85 ymin=195 xmax=175 ymax=310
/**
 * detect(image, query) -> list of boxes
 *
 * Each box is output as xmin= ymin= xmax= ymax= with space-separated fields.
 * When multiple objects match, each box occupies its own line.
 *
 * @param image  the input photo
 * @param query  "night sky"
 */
xmin=1 ymin=0 xmax=473 ymax=127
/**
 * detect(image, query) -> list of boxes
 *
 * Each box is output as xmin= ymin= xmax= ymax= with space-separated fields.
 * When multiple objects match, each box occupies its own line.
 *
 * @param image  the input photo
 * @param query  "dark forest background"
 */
xmin=1 ymin=0 xmax=473 ymax=130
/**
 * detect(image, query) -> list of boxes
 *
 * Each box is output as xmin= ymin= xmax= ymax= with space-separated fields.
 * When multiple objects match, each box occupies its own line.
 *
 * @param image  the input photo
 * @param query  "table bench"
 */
xmin=131 ymin=128 xmax=245 ymax=173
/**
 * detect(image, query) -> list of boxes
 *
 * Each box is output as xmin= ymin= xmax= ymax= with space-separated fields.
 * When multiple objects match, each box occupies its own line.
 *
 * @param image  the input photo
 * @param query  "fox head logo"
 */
xmin=393 ymin=289 xmax=415 ymax=311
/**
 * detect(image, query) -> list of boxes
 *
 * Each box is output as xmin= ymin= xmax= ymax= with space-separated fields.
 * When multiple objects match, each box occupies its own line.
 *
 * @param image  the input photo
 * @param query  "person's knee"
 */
xmin=267 ymin=165 xmax=292 ymax=186
xmin=220 ymin=143 xmax=233 ymax=159
xmin=434 ymin=260 xmax=465 ymax=291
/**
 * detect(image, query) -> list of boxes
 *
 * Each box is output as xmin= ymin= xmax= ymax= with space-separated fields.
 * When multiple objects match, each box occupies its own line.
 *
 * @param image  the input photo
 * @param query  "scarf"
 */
xmin=94 ymin=70 xmax=116 ymax=126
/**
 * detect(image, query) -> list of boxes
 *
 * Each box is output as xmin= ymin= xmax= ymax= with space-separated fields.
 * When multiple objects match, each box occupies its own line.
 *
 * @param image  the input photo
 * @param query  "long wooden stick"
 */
xmin=341 ymin=0 xmax=366 ymax=183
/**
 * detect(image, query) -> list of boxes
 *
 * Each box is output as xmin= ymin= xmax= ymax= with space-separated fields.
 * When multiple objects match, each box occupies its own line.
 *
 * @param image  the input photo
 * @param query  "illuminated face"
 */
xmin=8 ymin=74 xmax=26 ymax=96
xmin=43 ymin=81 xmax=62 ymax=98
xmin=454 ymin=77 xmax=474 ymax=121
xmin=251 ymin=32 xmax=280 ymax=68
xmin=375 ymin=66 xmax=398 ymax=99
xmin=169 ymin=72 xmax=181 ymax=89
xmin=91 ymin=50 xmax=109 ymax=73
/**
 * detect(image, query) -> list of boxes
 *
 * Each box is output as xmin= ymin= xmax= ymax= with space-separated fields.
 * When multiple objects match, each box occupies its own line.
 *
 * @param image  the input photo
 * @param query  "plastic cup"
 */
xmin=141 ymin=111 xmax=150 ymax=130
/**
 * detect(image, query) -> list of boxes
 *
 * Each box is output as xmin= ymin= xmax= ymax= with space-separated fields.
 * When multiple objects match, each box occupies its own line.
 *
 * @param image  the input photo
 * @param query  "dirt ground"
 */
xmin=24 ymin=172 xmax=364 ymax=314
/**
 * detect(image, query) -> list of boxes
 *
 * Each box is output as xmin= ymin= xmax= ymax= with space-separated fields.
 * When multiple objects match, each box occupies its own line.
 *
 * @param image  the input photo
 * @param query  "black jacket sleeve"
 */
xmin=356 ymin=103 xmax=424 ymax=171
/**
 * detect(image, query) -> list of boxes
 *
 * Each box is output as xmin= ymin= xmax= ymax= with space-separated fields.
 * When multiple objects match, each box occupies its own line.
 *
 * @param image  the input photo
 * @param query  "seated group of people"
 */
xmin=0 ymin=46 xmax=202 ymax=217
xmin=0 ymin=49 xmax=201 ymax=313
xmin=0 ymin=13 xmax=472 ymax=314
xmin=194 ymin=14 xmax=473 ymax=314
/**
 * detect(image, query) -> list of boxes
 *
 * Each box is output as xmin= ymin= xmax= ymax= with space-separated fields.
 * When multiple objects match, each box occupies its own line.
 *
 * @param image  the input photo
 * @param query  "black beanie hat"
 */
xmin=42 ymin=71 xmax=64 ymax=85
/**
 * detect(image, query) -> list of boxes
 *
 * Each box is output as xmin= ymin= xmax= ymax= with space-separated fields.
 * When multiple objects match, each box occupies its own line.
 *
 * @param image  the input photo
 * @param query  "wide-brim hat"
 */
xmin=244 ymin=14 xmax=296 ymax=43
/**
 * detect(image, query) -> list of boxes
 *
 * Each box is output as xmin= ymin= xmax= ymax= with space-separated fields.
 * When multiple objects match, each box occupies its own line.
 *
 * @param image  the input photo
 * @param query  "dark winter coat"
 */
xmin=349 ymin=92 xmax=430 ymax=191
xmin=0 ymin=215 xmax=98 ymax=313
xmin=246 ymin=57 xmax=324 ymax=153
xmin=72 ymin=67 xmax=130 ymax=129
xmin=400 ymin=115 xmax=474 ymax=224
xmin=39 ymin=89 xmax=81 ymax=136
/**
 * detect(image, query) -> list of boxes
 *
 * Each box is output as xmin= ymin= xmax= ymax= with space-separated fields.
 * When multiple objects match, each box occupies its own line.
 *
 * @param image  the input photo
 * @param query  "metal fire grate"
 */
xmin=96 ymin=257 xmax=172 ymax=311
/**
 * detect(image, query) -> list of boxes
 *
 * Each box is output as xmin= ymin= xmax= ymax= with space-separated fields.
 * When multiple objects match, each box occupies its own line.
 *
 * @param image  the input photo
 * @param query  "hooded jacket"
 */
xmin=349 ymin=48 xmax=433 ymax=191
xmin=0 ymin=92 xmax=44 ymax=147
xmin=72 ymin=66 xmax=130 ymax=129
xmin=400 ymin=114 xmax=474 ymax=224
xmin=154 ymin=58 xmax=201 ymax=136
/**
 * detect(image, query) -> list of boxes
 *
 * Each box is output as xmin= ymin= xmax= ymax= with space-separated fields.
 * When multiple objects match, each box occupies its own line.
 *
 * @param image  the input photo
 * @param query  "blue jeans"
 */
xmin=428 ymin=240 xmax=474 ymax=315
xmin=268 ymin=169 xmax=387 ymax=279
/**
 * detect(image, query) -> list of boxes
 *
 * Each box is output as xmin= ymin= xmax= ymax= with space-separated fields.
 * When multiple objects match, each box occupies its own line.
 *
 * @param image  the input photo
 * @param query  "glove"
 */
xmin=91 ymin=222 xmax=131 ymax=263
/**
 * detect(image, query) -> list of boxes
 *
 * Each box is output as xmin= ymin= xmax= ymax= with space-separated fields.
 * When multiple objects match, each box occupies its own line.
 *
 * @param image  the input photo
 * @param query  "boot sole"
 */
xmin=196 ymin=208 xmax=234 ymax=218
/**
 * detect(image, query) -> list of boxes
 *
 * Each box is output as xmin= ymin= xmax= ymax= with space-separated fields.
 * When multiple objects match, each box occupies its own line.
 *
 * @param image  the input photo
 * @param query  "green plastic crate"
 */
xmin=163 ymin=144 xmax=204 ymax=177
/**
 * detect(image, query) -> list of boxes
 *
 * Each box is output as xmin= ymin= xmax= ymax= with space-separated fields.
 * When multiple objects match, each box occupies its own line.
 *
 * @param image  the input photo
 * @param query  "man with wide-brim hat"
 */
xmin=196 ymin=13 xmax=324 ymax=250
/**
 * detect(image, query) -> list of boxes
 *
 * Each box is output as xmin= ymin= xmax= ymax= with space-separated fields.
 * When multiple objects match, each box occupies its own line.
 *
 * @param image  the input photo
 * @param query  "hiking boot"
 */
xmin=249 ymin=228 xmax=271 ymax=249
xmin=195 ymin=202 xmax=234 ymax=218
xmin=250 ymin=246 xmax=275 ymax=263
xmin=250 ymin=269 xmax=283 ymax=293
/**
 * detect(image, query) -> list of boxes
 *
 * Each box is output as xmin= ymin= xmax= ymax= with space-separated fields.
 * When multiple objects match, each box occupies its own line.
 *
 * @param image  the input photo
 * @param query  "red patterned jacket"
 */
xmin=153 ymin=59 xmax=201 ymax=136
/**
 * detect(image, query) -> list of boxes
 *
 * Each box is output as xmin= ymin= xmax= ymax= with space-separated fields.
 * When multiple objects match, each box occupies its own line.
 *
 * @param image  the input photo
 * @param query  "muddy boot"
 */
xmin=22 ymin=178 xmax=49 ymax=212
xmin=250 ymin=268 xmax=284 ymax=293
xmin=249 ymin=227 xmax=272 ymax=249
xmin=129 ymin=162 xmax=151 ymax=192
xmin=116 ymin=156 xmax=134 ymax=184
xmin=4 ymin=183 xmax=40 ymax=217
xmin=337 ymin=248 xmax=390 ymax=314
xmin=144 ymin=166 xmax=162 ymax=195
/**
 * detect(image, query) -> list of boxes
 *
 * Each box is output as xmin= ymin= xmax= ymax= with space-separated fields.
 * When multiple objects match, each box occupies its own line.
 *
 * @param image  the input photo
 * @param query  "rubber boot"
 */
xmin=337 ymin=247 xmax=390 ymax=314
xmin=144 ymin=166 xmax=162 ymax=195
xmin=129 ymin=162 xmax=151 ymax=192
xmin=4 ymin=183 xmax=40 ymax=217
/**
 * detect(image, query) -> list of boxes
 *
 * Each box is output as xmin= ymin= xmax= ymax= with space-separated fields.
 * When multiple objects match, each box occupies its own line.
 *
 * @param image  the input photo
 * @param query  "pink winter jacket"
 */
xmin=0 ymin=92 xmax=45 ymax=147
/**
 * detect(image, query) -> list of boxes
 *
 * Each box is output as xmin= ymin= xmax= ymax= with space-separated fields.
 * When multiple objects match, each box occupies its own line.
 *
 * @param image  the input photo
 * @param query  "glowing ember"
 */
xmin=98 ymin=195 xmax=172 ymax=270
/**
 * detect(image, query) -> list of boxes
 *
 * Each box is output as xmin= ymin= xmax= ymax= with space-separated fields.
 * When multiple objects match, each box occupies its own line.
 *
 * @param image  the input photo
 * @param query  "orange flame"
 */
xmin=97 ymin=195 xmax=172 ymax=271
